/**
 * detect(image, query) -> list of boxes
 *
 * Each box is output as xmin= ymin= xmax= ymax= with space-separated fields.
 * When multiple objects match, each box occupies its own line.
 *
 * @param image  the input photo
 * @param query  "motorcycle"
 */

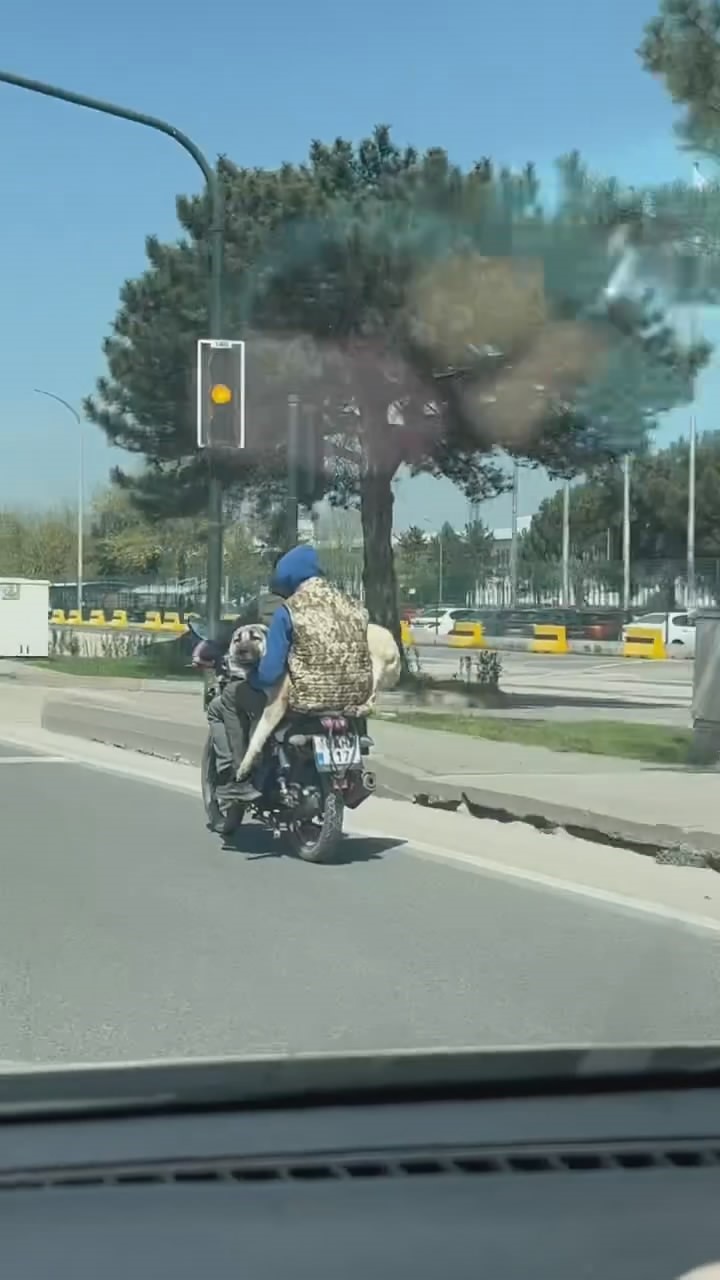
xmin=189 ymin=622 xmax=377 ymax=863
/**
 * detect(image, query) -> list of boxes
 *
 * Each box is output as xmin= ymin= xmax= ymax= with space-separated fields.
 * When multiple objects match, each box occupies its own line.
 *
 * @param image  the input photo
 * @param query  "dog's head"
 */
xmin=228 ymin=623 xmax=268 ymax=667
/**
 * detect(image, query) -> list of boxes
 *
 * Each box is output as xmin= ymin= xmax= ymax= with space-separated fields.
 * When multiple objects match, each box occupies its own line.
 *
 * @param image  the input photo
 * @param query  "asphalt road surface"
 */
xmin=1 ymin=736 xmax=718 ymax=1066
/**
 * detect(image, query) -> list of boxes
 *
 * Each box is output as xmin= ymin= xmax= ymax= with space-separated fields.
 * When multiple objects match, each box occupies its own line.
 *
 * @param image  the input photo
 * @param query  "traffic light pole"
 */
xmin=0 ymin=68 xmax=226 ymax=640
xmin=205 ymin=206 xmax=225 ymax=642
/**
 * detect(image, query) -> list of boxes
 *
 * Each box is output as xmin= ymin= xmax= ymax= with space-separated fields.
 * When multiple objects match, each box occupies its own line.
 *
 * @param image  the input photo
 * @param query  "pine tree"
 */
xmin=85 ymin=130 xmax=706 ymax=637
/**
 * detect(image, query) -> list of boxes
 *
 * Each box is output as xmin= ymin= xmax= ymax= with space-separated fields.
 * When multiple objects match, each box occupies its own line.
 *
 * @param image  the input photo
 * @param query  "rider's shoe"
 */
xmin=216 ymin=776 xmax=261 ymax=808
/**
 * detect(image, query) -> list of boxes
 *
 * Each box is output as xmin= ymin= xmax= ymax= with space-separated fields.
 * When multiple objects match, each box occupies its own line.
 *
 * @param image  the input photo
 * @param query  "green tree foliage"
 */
xmin=395 ymin=518 xmax=496 ymax=605
xmin=523 ymin=433 xmax=720 ymax=604
xmin=0 ymin=507 xmax=78 ymax=580
xmin=641 ymin=0 xmax=720 ymax=159
xmin=85 ymin=128 xmax=707 ymax=637
xmin=91 ymin=490 xmax=164 ymax=578
xmin=91 ymin=487 xmax=277 ymax=597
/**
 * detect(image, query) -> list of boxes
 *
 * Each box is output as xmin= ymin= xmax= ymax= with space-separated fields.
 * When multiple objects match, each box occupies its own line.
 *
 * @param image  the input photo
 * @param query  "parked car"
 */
xmin=622 ymin=611 xmax=696 ymax=655
xmin=411 ymin=607 xmax=474 ymax=637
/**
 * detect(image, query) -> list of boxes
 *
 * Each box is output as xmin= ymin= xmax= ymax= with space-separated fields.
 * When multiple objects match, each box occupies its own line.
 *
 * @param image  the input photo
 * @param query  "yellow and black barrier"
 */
xmin=531 ymin=623 xmax=569 ymax=655
xmin=448 ymin=621 xmax=485 ymax=649
xmin=622 ymin=626 xmax=666 ymax=660
xmin=48 ymin=608 xmax=187 ymax=633
xmin=400 ymin=619 xmax=415 ymax=648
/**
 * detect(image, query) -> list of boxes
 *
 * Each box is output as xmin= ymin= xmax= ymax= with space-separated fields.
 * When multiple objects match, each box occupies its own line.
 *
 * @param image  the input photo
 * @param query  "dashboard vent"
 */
xmin=0 ymin=1141 xmax=719 ymax=1191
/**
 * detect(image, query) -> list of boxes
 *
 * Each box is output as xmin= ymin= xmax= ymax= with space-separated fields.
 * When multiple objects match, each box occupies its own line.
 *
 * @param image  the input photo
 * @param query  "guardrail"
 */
xmin=47 ymin=615 xmax=690 ymax=663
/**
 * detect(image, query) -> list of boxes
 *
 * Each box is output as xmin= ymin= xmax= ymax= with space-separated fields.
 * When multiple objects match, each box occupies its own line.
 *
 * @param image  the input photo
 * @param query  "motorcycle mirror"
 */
xmin=187 ymin=618 xmax=209 ymax=641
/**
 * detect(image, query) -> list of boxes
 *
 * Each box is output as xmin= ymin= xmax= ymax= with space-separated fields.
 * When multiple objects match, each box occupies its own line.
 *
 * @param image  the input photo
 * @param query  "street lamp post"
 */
xmin=34 ymin=390 xmax=84 ymax=614
xmin=561 ymin=478 xmax=571 ymax=608
xmin=509 ymin=458 xmax=519 ymax=607
xmin=622 ymin=454 xmax=632 ymax=616
xmin=422 ymin=519 xmax=444 ymax=621
xmin=0 ymin=69 xmax=225 ymax=640
xmin=286 ymin=394 xmax=300 ymax=548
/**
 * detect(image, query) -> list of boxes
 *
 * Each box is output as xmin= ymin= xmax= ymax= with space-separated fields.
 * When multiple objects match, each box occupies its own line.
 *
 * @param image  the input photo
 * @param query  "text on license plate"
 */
xmin=312 ymin=734 xmax=361 ymax=770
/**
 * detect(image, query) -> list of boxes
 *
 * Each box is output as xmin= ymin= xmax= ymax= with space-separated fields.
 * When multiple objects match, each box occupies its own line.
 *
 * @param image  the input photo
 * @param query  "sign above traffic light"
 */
xmin=196 ymin=339 xmax=245 ymax=450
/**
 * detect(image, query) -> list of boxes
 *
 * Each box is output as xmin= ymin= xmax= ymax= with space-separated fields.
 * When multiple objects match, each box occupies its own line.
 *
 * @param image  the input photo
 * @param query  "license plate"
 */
xmin=312 ymin=734 xmax=361 ymax=771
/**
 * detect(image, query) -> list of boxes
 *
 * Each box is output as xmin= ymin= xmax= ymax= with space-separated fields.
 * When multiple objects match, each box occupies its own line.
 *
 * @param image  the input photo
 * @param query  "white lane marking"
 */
xmin=3 ymin=725 xmax=719 ymax=935
xmin=0 ymin=755 xmax=69 ymax=765
xmin=349 ymin=821 xmax=720 ymax=936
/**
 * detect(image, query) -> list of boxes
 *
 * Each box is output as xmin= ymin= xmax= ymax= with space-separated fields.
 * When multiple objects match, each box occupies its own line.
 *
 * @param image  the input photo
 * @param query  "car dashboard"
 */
xmin=1 ymin=1051 xmax=719 ymax=1279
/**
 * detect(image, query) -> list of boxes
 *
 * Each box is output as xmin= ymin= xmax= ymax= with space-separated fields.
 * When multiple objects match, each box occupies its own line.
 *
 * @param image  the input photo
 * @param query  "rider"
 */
xmin=199 ymin=544 xmax=373 ymax=810
xmin=194 ymin=564 xmax=284 ymax=810
xmin=249 ymin=541 xmax=372 ymax=713
xmin=233 ymin=543 xmax=374 ymax=792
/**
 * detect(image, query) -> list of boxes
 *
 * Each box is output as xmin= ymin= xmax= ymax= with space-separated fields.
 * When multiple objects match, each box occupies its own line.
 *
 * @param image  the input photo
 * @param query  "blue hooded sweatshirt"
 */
xmin=248 ymin=544 xmax=322 ymax=691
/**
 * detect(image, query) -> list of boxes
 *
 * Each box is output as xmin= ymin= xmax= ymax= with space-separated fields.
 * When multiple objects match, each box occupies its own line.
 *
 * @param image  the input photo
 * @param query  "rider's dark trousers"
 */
xmin=207 ymin=678 xmax=267 ymax=776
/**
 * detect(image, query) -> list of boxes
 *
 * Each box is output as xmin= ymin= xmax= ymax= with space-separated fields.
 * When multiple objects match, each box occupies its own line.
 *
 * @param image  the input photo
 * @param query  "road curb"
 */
xmin=371 ymin=755 xmax=719 ymax=871
xmin=38 ymin=695 xmax=719 ymax=874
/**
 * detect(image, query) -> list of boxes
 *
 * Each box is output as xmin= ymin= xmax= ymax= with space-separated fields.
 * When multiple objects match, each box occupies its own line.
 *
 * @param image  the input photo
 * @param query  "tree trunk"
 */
xmin=360 ymin=467 xmax=402 ymax=647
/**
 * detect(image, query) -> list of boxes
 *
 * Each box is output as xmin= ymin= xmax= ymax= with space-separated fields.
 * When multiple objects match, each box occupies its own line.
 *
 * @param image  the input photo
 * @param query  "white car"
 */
xmin=622 ymin=611 xmax=696 ymax=655
xmin=411 ymin=607 xmax=472 ymax=638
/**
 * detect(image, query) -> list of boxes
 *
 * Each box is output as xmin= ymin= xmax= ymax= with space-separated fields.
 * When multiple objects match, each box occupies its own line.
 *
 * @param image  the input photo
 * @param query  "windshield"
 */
xmin=2 ymin=0 xmax=720 ymax=1082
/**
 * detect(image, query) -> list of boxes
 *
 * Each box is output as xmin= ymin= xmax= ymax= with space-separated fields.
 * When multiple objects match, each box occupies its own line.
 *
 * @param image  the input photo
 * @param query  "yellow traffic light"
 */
xmin=197 ymin=339 xmax=245 ymax=449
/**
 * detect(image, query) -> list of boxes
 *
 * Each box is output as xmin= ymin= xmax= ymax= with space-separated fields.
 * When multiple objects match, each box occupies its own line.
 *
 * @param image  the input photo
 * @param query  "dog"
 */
xmin=225 ymin=622 xmax=269 ymax=679
xmin=236 ymin=621 xmax=401 ymax=779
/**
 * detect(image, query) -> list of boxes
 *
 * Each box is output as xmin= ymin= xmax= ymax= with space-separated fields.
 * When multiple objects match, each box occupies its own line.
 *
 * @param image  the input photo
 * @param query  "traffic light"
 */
xmin=196 ymin=339 xmax=245 ymax=449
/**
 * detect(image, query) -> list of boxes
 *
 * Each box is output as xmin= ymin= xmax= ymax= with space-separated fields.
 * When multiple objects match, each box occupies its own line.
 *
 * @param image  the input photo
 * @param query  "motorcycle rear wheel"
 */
xmin=286 ymin=784 xmax=344 ymax=863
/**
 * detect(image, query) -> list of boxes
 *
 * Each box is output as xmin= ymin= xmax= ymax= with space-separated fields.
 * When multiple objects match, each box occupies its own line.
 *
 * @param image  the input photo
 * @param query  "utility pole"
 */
xmin=622 ymin=454 xmax=631 ymax=615
xmin=688 ymin=163 xmax=704 ymax=611
xmin=0 ymin=69 xmax=225 ymax=639
xmin=286 ymin=394 xmax=300 ymax=548
xmin=509 ymin=458 xmax=519 ymax=607
xmin=687 ymin=305 xmax=699 ymax=611
xmin=688 ymin=413 xmax=697 ymax=610
xmin=561 ymin=479 xmax=570 ymax=608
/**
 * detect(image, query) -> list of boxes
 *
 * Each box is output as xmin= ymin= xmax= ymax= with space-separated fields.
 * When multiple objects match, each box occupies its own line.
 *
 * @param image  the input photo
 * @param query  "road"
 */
xmin=413 ymin=644 xmax=692 ymax=711
xmin=1 ymin=732 xmax=719 ymax=1065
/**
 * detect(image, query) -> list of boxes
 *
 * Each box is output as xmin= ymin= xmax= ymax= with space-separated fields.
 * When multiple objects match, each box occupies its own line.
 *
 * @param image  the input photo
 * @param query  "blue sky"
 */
xmin=0 ymin=0 xmax=713 ymax=532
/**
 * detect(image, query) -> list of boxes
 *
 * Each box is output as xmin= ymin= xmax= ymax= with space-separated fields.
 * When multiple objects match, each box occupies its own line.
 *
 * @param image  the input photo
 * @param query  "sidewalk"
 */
xmin=371 ymin=719 xmax=720 ymax=866
xmin=2 ymin=672 xmax=719 ymax=869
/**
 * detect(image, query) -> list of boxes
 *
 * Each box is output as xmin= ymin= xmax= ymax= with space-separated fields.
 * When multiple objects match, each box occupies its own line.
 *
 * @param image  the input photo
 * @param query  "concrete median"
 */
xmin=47 ymin=623 xmax=694 ymax=662
xmin=41 ymin=699 xmax=207 ymax=766
xmin=413 ymin=633 xmax=692 ymax=659
xmin=36 ymin=694 xmax=720 ymax=872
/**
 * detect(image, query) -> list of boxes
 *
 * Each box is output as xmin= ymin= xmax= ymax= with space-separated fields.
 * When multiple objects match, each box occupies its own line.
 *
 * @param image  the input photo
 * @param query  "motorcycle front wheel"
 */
xmin=201 ymin=737 xmax=245 ymax=836
xmin=286 ymin=781 xmax=344 ymax=863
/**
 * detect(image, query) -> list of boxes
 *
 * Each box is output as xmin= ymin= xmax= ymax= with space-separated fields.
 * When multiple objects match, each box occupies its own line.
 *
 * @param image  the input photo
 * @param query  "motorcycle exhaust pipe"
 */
xmin=344 ymin=770 xmax=377 ymax=810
